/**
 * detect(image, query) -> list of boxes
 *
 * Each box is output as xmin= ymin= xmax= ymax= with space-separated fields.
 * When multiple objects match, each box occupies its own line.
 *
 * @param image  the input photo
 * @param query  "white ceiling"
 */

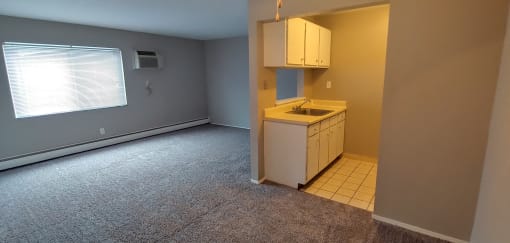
xmin=0 ymin=0 xmax=248 ymax=40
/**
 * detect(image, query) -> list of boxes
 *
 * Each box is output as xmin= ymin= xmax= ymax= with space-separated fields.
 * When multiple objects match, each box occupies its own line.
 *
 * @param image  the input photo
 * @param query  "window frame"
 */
xmin=2 ymin=42 xmax=128 ymax=119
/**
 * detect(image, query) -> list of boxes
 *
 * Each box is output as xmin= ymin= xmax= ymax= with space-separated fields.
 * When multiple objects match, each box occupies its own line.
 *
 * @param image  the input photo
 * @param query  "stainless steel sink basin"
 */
xmin=286 ymin=108 xmax=333 ymax=116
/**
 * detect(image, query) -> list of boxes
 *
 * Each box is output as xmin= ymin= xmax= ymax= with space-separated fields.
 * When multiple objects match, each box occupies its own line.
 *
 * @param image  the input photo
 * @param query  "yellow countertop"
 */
xmin=264 ymin=99 xmax=347 ymax=126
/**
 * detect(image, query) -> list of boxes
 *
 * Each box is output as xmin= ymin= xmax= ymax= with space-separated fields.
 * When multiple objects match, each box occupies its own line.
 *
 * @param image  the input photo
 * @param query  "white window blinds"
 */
xmin=2 ymin=42 xmax=127 ymax=118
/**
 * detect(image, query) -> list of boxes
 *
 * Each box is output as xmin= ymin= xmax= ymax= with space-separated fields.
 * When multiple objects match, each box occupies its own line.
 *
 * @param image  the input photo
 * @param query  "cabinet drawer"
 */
xmin=338 ymin=112 xmax=345 ymax=121
xmin=308 ymin=123 xmax=320 ymax=136
xmin=330 ymin=115 xmax=338 ymax=125
xmin=320 ymin=118 xmax=330 ymax=131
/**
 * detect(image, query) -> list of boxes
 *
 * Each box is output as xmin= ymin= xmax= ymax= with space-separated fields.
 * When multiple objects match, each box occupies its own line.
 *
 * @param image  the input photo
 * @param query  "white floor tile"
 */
xmin=368 ymin=203 xmax=375 ymax=212
xmin=346 ymin=177 xmax=364 ymax=184
xmin=321 ymin=183 xmax=340 ymax=193
xmin=350 ymin=172 xmax=367 ymax=180
xmin=328 ymin=178 xmax=346 ymax=186
xmin=304 ymin=187 xmax=318 ymax=194
xmin=349 ymin=198 xmax=369 ymax=209
xmin=353 ymin=191 xmax=373 ymax=202
xmin=303 ymin=157 xmax=377 ymax=212
xmin=337 ymin=188 xmax=356 ymax=197
xmin=315 ymin=189 xmax=334 ymax=199
xmin=332 ymin=194 xmax=351 ymax=204
xmin=358 ymin=186 xmax=375 ymax=194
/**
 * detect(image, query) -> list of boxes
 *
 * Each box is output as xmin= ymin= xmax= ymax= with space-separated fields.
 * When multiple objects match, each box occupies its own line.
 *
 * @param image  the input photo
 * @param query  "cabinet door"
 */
xmin=337 ymin=120 xmax=345 ymax=156
xmin=319 ymin=27 xmax=331 ymax=67
xmin=318 ymin=128 xmax=329 ymax=171
xmin=286 ymin=18 xmax=306 ymax=65
xmin=328 ymin=124 xmax=338 ymax=162
xmin=305 ymin=22 xmax=320 ymax=66
xmin=306 ymin=133 xmax=320 ymax=181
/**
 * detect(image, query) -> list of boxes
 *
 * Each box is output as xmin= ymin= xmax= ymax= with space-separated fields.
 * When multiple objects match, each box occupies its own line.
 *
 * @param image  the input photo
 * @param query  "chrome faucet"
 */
xmin=293 ymin=99 xmax=310 ymax=111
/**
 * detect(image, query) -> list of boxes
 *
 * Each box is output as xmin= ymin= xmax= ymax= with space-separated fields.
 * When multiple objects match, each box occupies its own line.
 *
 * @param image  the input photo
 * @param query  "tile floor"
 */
xmin=302 ymin=157 xmax=377 ymax=211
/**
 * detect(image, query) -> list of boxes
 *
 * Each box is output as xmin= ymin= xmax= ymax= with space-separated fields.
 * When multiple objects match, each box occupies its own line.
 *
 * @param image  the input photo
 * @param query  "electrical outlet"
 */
xmin=99 ymin=128 xmax=106 ymax=135
xmin=326 ymin=81 xmax=332 ymax=89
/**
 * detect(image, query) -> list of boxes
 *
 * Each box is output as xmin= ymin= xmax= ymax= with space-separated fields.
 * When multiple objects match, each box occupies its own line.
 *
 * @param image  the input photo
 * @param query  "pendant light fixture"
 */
xmin=275 ymin=0 xmax=283 ymax=21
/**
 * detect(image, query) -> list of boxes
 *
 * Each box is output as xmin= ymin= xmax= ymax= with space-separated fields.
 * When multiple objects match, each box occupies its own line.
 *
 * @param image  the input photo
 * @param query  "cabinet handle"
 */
xmin=321 ymin=60 xmax=324 ymax=63
xmin=316 ymin=59 xmax=318 ymax=63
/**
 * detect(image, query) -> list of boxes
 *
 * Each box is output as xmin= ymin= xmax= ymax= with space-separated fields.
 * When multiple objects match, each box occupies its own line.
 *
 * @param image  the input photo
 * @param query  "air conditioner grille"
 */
xmin=137 ymin=51 xmax=156 ymax=56
xmin=134 ymin=50 xmax=160 ymax=69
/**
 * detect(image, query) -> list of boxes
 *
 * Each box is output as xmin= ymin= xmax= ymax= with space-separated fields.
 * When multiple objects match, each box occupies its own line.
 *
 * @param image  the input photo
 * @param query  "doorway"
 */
xmin=292 ymin=4 xmax=389 ymax=212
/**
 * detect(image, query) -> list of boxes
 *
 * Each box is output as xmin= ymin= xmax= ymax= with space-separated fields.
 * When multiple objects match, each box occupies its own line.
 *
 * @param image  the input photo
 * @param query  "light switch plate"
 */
xmin=326 ymin=81 xmax=332 ymax=89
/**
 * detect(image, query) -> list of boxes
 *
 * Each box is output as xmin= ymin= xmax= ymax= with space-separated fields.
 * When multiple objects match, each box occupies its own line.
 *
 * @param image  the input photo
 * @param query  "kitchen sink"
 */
xmin=286 ymin=108 xmax=333 ymax=116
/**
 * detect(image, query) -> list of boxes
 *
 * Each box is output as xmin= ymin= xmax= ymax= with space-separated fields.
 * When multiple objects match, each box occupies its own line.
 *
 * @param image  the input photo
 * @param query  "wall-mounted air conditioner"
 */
xmin=134 ymin=50 xmax=161 ymax=69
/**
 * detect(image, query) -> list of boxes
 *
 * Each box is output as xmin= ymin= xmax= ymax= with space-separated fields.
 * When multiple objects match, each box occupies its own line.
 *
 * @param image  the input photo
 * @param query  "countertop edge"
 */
xmin=264 ymin=107 xmax=347 ymax=126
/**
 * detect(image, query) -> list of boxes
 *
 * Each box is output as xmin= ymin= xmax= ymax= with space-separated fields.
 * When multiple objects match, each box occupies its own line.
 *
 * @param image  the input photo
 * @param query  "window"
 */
xmin=2 ymin=42 xmax=127 ymax=118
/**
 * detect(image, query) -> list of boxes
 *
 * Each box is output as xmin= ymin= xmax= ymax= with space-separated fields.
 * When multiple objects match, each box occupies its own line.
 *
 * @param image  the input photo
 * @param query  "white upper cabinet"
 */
xmin=304 ymin=22 xmax=320 ymax=66
xmin=264 ymin=18 xmax=330 ymax=68
xmin=319 ymin=27 xmax=331 ymax=67
xmin=286 ymin=18 xmax=306 ymax=65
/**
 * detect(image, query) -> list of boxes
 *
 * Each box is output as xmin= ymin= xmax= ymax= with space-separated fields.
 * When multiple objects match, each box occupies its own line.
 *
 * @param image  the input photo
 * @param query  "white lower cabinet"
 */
xmin=337 ymin=120 xmax=345 ymax=156
xmin=318 ymin=126 xmax=329 ymax=172
xmin=329 ymin=120 xmax=338 ymax=162
xmin=264 ymin=112 xmax=346 ymax=188
xmin=306 ymin=133 xmax=319 ymax=181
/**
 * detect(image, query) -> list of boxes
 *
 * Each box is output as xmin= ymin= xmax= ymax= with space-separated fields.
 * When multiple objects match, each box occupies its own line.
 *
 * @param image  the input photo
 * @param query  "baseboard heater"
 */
xmin=0 ymin=118 xmax=210 ymax=171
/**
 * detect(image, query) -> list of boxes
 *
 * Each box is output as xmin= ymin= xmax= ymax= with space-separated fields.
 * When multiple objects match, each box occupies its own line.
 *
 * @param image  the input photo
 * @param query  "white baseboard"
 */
xmin=250 ymin=177 xmax=266 ymax=184
xmin=210 ymin=122 xmax=250 ymax=130
xmin=0 ymin=118 xmax=210 ymax=171
xmin=372 ymin=214 xmax=468 ymax=243
xmin=343 ymin=153 xmax=378 ymax=164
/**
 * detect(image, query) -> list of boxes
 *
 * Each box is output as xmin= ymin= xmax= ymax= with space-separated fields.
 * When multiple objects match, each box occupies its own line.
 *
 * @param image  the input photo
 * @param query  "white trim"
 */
xmin=0 ymin=118 xmax=210 ymax=171
xmin=274 ymin=97 xmax=306 ymax=106
xmin=210 ymin=122 xmax=250 ymax=130
xmin=250 ymin=177 xmax=266 ymax=184
xmin=372 ymin=214 xmax=468 ymax=243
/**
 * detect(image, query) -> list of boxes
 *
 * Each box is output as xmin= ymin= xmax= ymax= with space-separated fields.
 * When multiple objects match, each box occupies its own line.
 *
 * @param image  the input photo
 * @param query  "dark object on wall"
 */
xmin=134 ymin=50 xmax=161 ymax=69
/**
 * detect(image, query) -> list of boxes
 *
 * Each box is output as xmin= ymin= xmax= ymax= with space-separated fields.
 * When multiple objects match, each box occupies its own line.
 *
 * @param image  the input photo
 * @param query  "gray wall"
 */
xmin=375 ymin=0 xmax=507 ymax=240
xmin=276 ymin=69 xmax=298 ymax=100
xmin=0 ymin=15 xmax=208 ymax=160
xmin=205 ymin=37 xmax=249 ymax=129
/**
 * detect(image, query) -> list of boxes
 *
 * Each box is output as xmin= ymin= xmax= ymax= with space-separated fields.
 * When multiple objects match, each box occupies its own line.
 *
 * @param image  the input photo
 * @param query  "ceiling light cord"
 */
xmin=275 ymin=0 xmax=283 ymax=22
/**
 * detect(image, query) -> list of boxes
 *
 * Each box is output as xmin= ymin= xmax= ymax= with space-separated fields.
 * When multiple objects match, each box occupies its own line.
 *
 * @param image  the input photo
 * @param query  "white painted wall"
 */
xmin=471 ymin=4 xmax=510 ymax=242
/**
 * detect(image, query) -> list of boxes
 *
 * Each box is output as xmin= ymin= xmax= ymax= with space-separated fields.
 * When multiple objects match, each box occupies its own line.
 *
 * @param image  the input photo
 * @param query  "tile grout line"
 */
xmin=345 ymin=161 xmax=375 ymax=209
xmin=329 ymin=165 xmax=350 ymax=198
xmin=330 ymin=159 xmax=360 ymax=201
xmin=305 ymin=158 xmax=377 ymax=211
xmin=341 ymin=161 xmax=359 ymax=202
xmin=346 ymin=162 xmax=366 ymax=204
